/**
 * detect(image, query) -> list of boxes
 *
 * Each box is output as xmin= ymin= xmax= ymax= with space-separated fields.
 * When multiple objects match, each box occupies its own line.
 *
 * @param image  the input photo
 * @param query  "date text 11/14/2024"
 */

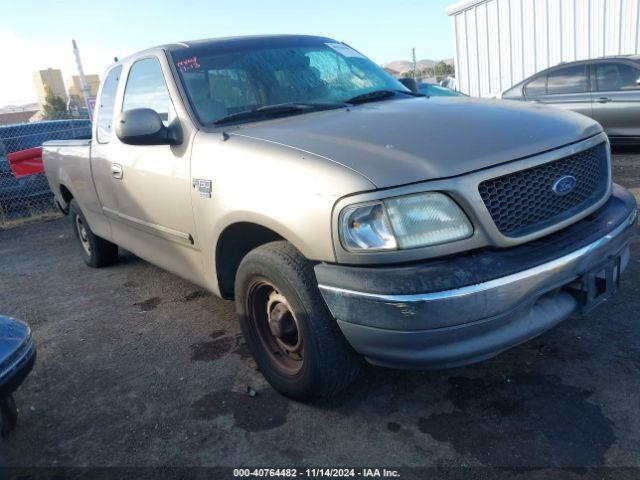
xmin=232 ymin=468 xmax=401 ymax=478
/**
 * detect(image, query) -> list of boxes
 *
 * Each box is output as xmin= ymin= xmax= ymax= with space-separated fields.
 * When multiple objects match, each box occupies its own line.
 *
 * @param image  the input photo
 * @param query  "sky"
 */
xmin=0 ymin=0 xmax=454 ymax=105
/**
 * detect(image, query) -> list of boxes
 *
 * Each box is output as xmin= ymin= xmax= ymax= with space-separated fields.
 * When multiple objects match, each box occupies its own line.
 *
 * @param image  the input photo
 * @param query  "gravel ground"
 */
xmin=1 ymin=152 xmax=639 ymax=478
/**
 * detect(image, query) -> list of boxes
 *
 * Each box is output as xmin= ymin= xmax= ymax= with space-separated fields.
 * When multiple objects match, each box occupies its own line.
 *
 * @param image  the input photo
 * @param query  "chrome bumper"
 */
xmin=320 ymin=208 xmax=636 ymax=328
xmin=318 ymin=193 xmax=637 ymax=369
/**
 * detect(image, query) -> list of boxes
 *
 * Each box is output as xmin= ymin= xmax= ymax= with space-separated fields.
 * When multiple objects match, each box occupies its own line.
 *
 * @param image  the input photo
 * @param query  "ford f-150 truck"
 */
xmin=43 ymin=35 xmax=637 ymax=400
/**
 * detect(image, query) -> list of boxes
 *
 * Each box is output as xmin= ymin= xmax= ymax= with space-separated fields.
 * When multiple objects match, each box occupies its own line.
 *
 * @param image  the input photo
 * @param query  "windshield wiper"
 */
xmin=345 ymin=90 xmax=396 ymax=105
xmin=345 ymin=89 xmax=422 ymax=105
xmin=213 ymin=102 xmax=346 ymax=126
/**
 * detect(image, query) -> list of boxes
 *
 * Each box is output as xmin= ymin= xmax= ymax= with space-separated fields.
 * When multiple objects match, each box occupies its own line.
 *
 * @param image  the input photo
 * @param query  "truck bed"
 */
xmin=42 ymin=139 xmax=93 ymax=213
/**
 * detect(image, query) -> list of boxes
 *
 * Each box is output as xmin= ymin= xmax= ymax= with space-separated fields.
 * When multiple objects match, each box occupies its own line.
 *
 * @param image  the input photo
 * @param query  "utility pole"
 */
xmin=72 ymin=40 xmax=95 ymax=120
xmin=411 ymin=47 xmax=417 ymax=81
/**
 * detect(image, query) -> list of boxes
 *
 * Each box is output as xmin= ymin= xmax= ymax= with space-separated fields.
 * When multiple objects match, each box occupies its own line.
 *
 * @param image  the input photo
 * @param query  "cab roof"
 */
xmin=115 ymin=34 xmax=337 ymax=66
xmin=163 ymin=34 xmax=336 ymax=52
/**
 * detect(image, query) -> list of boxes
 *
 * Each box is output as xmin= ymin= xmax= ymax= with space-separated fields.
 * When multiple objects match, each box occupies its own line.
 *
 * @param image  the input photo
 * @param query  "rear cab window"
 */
xmin=96 ymin=66 xmax=122 ymax=144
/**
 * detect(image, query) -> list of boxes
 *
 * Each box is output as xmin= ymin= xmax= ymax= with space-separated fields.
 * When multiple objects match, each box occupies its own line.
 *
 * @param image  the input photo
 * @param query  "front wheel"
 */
xmin=235 ymin=241 xmax=361 ymax=400
xmin=69 ymin=199 xmax=119 ymax=268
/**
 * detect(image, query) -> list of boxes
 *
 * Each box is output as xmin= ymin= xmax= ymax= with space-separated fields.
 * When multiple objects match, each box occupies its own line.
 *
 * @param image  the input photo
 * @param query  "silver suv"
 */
xmin=503 ymin=56 xmax=640 ymax=145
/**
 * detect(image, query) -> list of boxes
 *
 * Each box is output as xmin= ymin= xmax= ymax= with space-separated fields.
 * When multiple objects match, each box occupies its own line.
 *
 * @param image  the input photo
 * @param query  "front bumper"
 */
xmin=316 ymin=185 xmax=637 ymax=369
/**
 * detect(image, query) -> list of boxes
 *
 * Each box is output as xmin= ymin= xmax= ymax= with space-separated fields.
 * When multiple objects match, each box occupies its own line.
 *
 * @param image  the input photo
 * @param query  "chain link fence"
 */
xmin=0 ymin=114 xmax=91 ymax=228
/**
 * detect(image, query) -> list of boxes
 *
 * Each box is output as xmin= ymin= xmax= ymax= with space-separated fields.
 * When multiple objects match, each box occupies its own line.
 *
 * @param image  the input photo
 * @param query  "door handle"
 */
xmin=110 ymin=163 xmax=123 ymax=180
xmin=530 ymin=99 xmax=543 ymax=104
xmin=596 ymin=97 xmax=612 ymax=103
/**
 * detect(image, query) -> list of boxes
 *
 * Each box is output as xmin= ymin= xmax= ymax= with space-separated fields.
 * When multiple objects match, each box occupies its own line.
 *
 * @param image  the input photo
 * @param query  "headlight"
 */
xmin=339 ymin=192 xmax=473 ymax=252
xmin=340 ymin=202 xmax=397 ymax=250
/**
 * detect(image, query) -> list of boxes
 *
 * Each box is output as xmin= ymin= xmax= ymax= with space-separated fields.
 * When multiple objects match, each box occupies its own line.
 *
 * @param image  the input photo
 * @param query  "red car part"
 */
xmin=6 ymin=147 xmax=43 ymax=178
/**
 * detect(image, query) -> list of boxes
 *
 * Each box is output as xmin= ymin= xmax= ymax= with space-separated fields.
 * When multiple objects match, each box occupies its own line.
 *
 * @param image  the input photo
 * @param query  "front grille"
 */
xmin=478 ymin=142 xmax=609 ymax=237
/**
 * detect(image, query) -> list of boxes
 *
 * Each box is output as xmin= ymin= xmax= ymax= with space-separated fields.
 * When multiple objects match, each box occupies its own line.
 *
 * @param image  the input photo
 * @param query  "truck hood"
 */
xmin=231 ymin=97 xmax=603 ymax=188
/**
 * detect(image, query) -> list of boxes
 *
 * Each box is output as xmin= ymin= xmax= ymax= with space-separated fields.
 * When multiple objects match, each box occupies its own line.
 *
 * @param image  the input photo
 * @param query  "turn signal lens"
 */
xmin=340 ymin=202 xmax=397 ymax=251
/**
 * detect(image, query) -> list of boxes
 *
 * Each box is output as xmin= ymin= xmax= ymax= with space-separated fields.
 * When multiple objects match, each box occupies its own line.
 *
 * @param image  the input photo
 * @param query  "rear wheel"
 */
xmin=235 ymin=241 xmax=361 ymax=400
xmin=69 ymin=199 xmax=118 ymax=268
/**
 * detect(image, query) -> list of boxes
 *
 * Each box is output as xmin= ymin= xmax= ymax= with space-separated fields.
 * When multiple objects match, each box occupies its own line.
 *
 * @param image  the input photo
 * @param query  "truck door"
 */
xmin=108 ymin=56 xmax=197 ymax=253
xmin=590 ymin=61 xmax=640 ymax=139
xmin=90 ymin=65 xmax=123 ymax=237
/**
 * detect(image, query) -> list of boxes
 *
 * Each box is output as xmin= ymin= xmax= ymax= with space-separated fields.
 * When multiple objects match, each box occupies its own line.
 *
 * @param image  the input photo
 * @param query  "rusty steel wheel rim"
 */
xmin=248 ymin=279 xmax=304 ymax=375
xmin=75 ymin=215 xmax=91 ymax=256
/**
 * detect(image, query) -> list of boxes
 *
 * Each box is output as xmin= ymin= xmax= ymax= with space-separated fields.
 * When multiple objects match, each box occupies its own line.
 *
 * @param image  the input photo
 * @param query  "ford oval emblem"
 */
xmin=552 ymin=175 xmax=577 ymax=196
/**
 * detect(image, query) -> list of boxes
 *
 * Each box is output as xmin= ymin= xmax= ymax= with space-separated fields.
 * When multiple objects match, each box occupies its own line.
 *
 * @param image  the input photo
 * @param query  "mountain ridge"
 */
xmin=384 ymin=58 xmax=454 ymax=74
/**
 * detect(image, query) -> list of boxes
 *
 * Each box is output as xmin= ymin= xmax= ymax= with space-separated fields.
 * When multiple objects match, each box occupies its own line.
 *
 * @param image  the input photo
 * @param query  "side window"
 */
xmin=524 ymin=75 xmax=547 ymax=96
xmin=96 ymin=66 xmax=122 ymax=144
xmin=122 ymin=58 xmax=174 ymax=125
xmin=595 ymin=63 xmax=640 ymax=91
xmin=547 ymin=65 xmax=588 ymax=95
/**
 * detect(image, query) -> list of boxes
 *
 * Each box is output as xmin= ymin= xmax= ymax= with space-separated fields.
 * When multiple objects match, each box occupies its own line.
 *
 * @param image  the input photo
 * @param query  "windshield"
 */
xmin=418 ymin=84 xmax=462 ymax=97
xmin=170 ymin=38 xmax=408 ymax=125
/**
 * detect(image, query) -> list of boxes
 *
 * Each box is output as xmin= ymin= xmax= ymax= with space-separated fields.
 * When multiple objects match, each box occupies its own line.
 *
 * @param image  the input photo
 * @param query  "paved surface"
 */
xmin=1 ymin=152 xmax=639 ymax=476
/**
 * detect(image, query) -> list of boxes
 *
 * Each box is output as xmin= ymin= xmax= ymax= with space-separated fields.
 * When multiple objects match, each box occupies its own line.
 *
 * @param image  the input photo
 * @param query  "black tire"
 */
xmin=235 ymin=241 xmax=361 ymax=400
xmin=69 ymin=199 xmax=119 ymax=268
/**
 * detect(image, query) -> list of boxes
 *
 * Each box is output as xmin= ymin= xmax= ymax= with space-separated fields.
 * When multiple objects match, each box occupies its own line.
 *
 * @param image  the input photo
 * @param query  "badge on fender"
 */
xmin=193 ymin=179 xmax=212 ymax=198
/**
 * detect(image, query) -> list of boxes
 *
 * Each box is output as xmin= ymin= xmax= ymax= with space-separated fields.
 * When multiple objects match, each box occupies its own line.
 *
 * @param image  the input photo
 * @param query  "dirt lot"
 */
xmin=1 ymin=152 xmax=640 ymax=478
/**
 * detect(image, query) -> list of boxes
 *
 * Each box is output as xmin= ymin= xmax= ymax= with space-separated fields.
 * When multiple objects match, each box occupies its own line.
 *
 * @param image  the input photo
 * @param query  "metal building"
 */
xmin=446 ymin=0 xmax=640 ymax=96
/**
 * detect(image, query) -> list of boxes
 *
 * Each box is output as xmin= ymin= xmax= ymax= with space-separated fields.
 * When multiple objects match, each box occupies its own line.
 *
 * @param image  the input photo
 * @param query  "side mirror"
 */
xmin=116 ymin=108 xmax=181 ymax=146
xmin=398 ymin=77 xmax=419 ymax=93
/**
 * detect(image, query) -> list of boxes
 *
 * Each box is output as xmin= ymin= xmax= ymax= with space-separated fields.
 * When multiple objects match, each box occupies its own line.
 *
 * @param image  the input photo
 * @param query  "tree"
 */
xmin=42 ymin=90 xmax=69 ymax=120
xmin=419 ymin=67 xmax=435 ymax=78
xmin=434 ymin=61 xmax=455 ymax=78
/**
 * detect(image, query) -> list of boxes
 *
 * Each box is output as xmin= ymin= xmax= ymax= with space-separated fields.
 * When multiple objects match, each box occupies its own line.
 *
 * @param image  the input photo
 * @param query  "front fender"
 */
xmin=190 ymin=130 xmax=375 ymax=296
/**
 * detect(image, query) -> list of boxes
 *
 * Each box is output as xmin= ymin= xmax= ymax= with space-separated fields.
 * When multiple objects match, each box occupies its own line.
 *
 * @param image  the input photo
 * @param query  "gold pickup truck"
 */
xmin=44 ymin=35 xmax=637 ymax=400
